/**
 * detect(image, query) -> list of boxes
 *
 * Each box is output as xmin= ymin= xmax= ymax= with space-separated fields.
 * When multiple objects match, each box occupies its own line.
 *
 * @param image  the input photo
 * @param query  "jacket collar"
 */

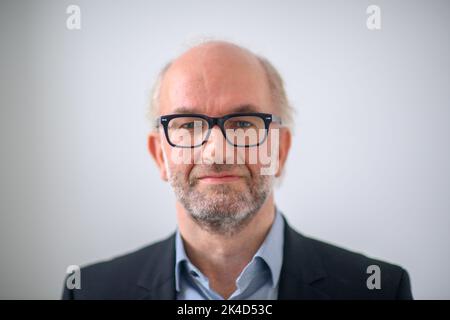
xmin=136 ymin=216 xmax=329 ymax=300
xmin=136 ymin=233 xmax=177 ymax=300
xmin=277 ymin=215 xmax=329 ymax=299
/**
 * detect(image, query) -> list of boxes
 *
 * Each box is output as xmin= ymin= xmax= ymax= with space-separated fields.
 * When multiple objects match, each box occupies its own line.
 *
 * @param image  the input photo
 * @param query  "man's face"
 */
xmin=149 ymin=43 xmax=290 ymax=235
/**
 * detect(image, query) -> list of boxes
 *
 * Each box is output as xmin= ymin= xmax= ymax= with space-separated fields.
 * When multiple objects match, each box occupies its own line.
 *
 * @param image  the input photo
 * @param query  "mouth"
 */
xmin=197 ymin=174 xmax=243 ymax=184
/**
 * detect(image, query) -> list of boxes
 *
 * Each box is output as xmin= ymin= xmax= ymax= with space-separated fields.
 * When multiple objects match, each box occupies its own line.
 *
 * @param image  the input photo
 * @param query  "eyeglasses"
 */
xmin=155 ymin=112 xmax=282 ymax=148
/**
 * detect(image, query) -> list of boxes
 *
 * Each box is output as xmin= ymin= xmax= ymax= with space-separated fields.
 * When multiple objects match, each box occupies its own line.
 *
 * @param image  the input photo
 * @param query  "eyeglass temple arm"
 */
xmin=155 ymin=117 xmax=162 ymax=128
xmin=272 ymin=115 xmax=282 ymax=125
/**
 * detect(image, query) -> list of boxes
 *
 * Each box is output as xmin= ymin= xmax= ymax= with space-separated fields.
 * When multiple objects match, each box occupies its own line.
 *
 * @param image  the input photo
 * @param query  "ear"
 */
xmin=275 ymin=128 xmax=292 ymax=178
xmin=148 ymin=131 xmax=169 ymax=181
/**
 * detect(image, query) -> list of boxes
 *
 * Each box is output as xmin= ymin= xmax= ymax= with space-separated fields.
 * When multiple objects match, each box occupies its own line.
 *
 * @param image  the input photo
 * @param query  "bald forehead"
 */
xmin=159 ymin=42 xmax=272 ymax=115
xmin=171 ymin=42 xmax=262 ymax=71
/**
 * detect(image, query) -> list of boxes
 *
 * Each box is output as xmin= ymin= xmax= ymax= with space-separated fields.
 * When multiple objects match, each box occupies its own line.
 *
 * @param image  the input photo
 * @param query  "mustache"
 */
xmin=189 ymin=164 xmax=250 ymax=180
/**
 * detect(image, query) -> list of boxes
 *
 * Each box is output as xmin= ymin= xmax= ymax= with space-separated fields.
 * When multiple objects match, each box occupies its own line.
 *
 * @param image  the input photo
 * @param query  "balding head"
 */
xmin=148 ymin=40 xmax=294 ymax=132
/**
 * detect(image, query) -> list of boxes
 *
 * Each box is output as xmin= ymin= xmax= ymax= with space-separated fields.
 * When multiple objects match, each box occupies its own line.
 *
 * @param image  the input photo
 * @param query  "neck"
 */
xmin=176 ymin=194 xmax=276 ymax=299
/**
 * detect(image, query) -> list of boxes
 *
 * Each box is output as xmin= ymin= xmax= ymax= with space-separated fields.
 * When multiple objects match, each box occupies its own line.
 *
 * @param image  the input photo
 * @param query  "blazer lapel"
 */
xmin=137 ymin=233 xmax=177 ymax=300
xmin=278 ymin=218 xmax=330 ymax=300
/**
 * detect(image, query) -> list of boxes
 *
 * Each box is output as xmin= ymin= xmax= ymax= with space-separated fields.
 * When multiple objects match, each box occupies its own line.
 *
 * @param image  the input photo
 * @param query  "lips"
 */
xmin=199 ymin=173 xmax=239 ymax=178
xmin=197 ymin=173 xmax=243 ymax=183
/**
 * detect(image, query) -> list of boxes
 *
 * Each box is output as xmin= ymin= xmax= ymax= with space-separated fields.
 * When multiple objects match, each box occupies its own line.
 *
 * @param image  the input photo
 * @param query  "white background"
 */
xmin=0 ymin=0 xmax=449 ymax=299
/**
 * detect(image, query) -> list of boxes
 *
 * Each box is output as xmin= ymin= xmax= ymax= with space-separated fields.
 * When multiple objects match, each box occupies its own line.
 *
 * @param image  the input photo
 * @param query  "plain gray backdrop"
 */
xmin=1 ymin=0 xmax=449 ymax=299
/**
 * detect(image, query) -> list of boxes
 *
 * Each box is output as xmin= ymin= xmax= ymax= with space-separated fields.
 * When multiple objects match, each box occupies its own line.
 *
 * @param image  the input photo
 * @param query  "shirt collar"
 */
xmin=253 ymin=207 xmax=284 ymax=288
xmin=175 ymin=207 xmax=285 ymax=292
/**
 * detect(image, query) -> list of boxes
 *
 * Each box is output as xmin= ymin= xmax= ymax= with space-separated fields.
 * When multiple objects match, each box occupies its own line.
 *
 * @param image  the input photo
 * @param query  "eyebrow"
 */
xmin=172 ymin=104 xmax=260 ymax=115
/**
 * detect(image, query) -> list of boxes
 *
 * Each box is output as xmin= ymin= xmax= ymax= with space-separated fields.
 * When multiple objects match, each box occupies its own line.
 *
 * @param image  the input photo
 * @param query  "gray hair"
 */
xmin=147 ymin=41 xmax=295 ymax=133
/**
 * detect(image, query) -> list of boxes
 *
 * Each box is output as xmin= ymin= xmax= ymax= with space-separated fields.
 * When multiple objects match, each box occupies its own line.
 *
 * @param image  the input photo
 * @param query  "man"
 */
xmin=62 ymin=40 xmax=412 ymax=300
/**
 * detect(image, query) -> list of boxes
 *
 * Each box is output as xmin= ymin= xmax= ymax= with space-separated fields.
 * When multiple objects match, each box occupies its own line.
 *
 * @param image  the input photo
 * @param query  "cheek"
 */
xmin=161 ymin=143 xmax=192 ymax=179
xmin=233 ymin=147 xmax=269 ymax=177
xmin=167 ymin=160 xmax=193 ymax=181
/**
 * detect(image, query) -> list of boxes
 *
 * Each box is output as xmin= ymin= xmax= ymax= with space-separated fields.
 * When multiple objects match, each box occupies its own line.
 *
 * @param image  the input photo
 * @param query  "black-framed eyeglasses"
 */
xmin=155 ymin=112 xmax=282 ymax=148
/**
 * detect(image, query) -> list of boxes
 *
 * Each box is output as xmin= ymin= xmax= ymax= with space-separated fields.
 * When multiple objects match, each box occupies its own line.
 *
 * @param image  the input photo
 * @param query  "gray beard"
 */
xmin=168 ymin=165 xmax=273 ymax=236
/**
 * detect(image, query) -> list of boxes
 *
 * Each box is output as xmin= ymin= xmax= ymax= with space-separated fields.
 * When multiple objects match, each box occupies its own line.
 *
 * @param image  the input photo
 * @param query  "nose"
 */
xmin=201 ymin=125 xmax=230 ymax=164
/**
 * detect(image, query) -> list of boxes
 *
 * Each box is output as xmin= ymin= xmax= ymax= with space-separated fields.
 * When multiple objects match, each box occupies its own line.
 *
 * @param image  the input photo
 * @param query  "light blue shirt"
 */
xmin=175 ymin=207 xmax=284 ymax=300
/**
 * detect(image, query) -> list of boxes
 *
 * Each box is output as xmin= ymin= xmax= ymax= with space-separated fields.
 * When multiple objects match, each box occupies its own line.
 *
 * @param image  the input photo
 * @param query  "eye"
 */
xmin=232 ymin=121 xmax=254 ymax=129
xmin=179 ymin=121 xmax=205 ymax=129
xmin=180 ymin=122 xmax=195 ymax=129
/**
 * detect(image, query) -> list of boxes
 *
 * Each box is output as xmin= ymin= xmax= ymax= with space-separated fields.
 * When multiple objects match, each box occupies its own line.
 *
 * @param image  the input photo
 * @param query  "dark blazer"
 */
xmin=62 ymin=218 xmax=413 ymax=299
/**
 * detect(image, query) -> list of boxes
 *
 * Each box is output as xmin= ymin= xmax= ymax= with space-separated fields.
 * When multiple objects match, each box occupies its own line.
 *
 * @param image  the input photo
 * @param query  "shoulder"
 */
xmin=283 ymin=223 xmax=412 ymax=299
xmin=81 ymin=233 xmax=174 ymax=278
xmin=62 ymin=234 xmax=175 ymax=299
